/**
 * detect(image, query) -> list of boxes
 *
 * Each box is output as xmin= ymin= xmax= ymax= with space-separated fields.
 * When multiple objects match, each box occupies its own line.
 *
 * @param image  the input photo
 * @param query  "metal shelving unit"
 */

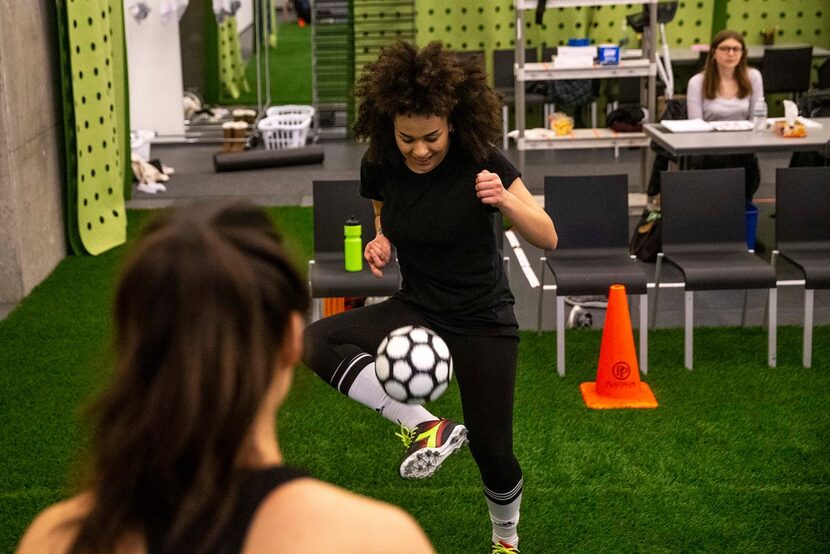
xmin=513 ymin=0 xmax=658 ymax=184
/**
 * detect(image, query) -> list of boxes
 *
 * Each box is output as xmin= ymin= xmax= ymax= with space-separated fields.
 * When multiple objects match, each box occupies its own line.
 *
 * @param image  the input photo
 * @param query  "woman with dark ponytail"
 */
xmin=17 ymin=201 xmax=434 ymax=554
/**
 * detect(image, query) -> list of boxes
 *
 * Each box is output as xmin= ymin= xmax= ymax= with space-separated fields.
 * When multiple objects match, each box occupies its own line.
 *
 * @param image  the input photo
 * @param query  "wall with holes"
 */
xmin=415 ymin=1 xmax=829 ymax=79
xmin=724 ymin=0 xmax=827 ymax=48
xmin=64 ymin=0 xmax=128 ymax=255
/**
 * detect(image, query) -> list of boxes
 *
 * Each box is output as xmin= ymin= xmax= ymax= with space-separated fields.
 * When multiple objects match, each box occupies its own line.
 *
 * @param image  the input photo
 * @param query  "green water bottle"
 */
xmin=344 ymin=216 xmax=363 ymax=272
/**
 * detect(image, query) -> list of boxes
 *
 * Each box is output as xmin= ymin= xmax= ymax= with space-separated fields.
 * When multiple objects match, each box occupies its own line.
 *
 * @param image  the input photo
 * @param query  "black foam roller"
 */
xmin=214 ymin=145 xmax=325 ymax=172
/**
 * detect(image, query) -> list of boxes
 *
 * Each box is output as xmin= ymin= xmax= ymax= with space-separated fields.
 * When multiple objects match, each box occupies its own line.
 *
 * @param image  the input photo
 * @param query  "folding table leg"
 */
xmin=640 ymin=294 xmax=648 ymax=374
xmin=804 ymin=288 xmax=814 ymax=368
xmin=556 ymin=295 xmax=566 ymax=377
xmin=685 ymin=290 xmax=694 ymax=370
xmin=768 ymin=287 xmax=777 ymax=367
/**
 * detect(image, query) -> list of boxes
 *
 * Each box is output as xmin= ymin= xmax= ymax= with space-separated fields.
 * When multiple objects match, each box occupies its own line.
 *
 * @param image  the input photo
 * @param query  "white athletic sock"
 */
xmin=485 ymin=483 xmax=522 ymax=547
xmin=346 ymin=363 xmax=437 ymax=429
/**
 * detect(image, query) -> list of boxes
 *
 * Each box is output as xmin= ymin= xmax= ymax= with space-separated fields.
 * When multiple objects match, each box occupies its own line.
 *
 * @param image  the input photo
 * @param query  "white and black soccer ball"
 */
xmin=375 ymin=325 xmax=453 ymax=405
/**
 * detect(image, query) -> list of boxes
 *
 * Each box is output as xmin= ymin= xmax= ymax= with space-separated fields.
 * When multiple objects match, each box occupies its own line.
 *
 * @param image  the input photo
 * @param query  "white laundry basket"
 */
xmin=258 ymin=114 xmax=312 ymax=149
xmin=265 ymin=104 xmax=316 ymax=119
xmin=259 ymin=105 xmax=315 ymax=149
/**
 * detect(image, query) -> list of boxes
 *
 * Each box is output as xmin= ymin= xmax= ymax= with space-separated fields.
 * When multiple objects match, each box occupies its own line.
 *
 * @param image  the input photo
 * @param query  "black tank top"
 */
xmin=147 ymin=465 xmax=308 ymax=553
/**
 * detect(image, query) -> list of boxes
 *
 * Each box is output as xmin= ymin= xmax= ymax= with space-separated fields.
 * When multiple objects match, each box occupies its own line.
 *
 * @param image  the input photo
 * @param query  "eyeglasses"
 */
xmin=716 ymin=46 xmax=744 ymax=54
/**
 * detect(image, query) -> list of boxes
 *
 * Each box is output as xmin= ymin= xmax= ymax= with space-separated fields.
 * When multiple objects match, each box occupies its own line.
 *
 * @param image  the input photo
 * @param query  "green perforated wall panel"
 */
xmin=218 ymin=16 xmax=250 ymax=100
xmin=56 ymin=0 xmax=83 ymax=255
xmin=586 ymin=3 xmax=714 ymax=47
xmin=414 ymin=1 xmax=827 ymax=66
xmin=725 ymin=0 xmax=828 ymax=48
xmin=353 ymin=1 xmax=415 ymax=76
xmin=60 ymin=0 xmax=127 ymax=255
xmin=108 ymin=0 xmax=131 ymax=202
xmin=414 ymin=2 xmax=717 ymax=81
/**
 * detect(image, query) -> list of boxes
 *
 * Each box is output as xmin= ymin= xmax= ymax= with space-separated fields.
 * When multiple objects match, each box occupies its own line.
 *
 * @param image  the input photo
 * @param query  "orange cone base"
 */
xmin=580 ymin=381 xmax=658 ymax=409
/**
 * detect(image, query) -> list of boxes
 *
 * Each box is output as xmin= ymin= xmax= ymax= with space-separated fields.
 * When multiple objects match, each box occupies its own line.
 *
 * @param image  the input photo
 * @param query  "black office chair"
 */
xmin=761 ymin=46 xmax=813 ymax=100
xmin=654 ymin=168 xmax=778 ymax=369
xmin=453 ymin=50 xmax=485 ymax=72
xmin=492 ymin=48 xmax=547 ymax=149
xmin=772 ymin=167 xmax=830 ymax=367
xmin=309 ymin=179 xmax=400 ymax=320
xmin=818 ymin=58 xmax=830 ymax=90
xmin=537 ymin=174 xmax=649 ymax=376
xmin=696 ymin=50 xmax=708 ymax=72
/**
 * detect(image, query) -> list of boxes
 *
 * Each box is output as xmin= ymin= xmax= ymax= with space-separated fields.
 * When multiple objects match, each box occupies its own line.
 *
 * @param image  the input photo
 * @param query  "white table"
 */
xmin=643 ymin=118 xmax=830 ymax=165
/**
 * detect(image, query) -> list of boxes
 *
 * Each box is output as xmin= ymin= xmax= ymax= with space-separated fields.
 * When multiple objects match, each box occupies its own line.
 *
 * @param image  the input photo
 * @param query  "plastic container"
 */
xmin=265 ymin=104 xmax=316 ymax=119
xmin=752 ymin=97 xmax=768 ymax=133
xmin=745 ymin=202 xmax=759 ymax=250
xmin=130 ymin=129 xmax=155 ymax=161
xmin=598 ymin=44 xmax=620 ymax=65
xmin=344 ymin=216 xmax=363 ymax=272
xmin=257 ymin=105 xmax=315 ymax=149
xmin=257 ymin=113 xmax=312 ymax=149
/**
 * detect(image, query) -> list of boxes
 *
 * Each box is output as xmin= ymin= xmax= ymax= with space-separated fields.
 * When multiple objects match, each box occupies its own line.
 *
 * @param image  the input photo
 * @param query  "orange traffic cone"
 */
xmin=581 ymin=284 xmax=658 ymax=409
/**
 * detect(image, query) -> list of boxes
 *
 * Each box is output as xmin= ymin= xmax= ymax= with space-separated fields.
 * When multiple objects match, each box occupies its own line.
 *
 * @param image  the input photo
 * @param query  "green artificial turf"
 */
xmin=224 ymin=21 xmax=312 ymax=106
xmin=1 ymin=208 xmax=829 ymax=553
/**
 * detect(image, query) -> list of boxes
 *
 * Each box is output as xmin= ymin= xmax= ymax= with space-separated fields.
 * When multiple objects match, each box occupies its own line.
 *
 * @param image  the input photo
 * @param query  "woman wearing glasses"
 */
xmin=686 ymin=29 xmax=764 ymax=200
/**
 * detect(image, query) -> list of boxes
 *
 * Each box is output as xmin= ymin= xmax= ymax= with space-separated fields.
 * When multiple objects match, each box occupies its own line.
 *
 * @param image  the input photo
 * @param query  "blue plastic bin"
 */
xmin=745 ymin=202 xmax=759 ymax=250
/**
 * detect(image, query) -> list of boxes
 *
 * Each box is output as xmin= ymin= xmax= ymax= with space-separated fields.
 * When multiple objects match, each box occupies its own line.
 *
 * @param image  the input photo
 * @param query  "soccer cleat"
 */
xmin=397 ymin=419 xmax=468 ymax=479
xmin=491 ymin=540 xmax=519 ymax=553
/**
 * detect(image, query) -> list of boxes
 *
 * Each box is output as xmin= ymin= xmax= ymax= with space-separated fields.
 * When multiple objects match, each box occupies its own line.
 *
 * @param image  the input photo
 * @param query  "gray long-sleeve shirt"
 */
xmin=686 ymin=68 xmax=764 ymax=121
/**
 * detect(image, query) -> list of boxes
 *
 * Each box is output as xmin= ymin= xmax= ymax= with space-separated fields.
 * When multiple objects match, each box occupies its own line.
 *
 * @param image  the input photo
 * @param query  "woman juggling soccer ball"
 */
xmin=303 ymin=41 xmax=558 ymax=553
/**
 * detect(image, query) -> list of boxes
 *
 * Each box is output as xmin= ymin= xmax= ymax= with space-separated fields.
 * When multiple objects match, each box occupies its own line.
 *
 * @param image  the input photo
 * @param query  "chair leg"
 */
xmin=685 ymin=290 xmax=694 ymax=370
xmin=651 ymin=253 xmax=663 ymax=329
xmin=639 ymin=294 xmax=648 ymax=374
xmin=311 ymin=297 xmax=323 ymax=322
xmin=768 ymin=287 xmax=777 ymax=367
xmin=741 ymin=289 xmax=749 ymax=326
xmin=308 ymin=260 xmax=319 ymax=322
xmin=556 ymin=295 xmax=566 ymax=377
xmin=803 ymin=288 xmax=813 ymax=368
xmin=502 ymin=104 xmax=509 ymax=150
xmin=591 ymin=101 xmax=598 ymax=128
xmin=764 ymin=250 xmax=779 ymax=332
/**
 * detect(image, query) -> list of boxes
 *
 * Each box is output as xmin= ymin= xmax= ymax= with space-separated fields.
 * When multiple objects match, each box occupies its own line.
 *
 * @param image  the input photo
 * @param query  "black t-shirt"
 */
xmin=146 ymin=465 xmax=309 ymax=553
xmin=360 ymin=139 xmax=520 ymax=336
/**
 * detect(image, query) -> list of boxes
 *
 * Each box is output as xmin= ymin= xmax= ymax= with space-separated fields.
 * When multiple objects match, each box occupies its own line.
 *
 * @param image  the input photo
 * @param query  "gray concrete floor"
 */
xmin=6 ymin=139 xmax=827 ymax=332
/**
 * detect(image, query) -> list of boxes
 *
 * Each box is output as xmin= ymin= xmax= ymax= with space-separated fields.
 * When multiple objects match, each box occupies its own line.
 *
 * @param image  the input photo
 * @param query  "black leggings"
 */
xmin=303 ymin=296 xmax=522 ymax=493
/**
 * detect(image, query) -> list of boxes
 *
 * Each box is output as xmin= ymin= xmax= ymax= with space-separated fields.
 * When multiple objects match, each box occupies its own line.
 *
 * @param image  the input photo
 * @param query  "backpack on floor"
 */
xmin=630 ymin=207 xmax=662 ymax=262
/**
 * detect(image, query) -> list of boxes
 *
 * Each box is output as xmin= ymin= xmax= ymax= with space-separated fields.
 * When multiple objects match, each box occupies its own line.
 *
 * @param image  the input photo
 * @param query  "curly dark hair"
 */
xmin=353 ymin=41 xmax=503 ymax=163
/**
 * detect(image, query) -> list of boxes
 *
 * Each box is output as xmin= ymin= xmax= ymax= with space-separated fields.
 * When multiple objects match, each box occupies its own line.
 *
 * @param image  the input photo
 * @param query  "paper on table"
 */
xmin=710 ymin=120 xmax=754 ymax=132
xmin=661 ymin=119 xmax=714 ymax=133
